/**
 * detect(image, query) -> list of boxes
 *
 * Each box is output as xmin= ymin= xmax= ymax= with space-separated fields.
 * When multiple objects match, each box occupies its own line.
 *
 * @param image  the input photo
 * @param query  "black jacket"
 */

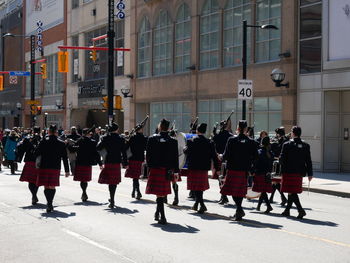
xmin=17 ymin=135 xmax=42 ymax=162
xmin=146 ymin=132 xmax=179 ymax=172
xmin=127 ymin=132 xmax=147 ymax=161
xmin=254 ymin=148 xmax=274 ymax=175
xmin=184 ymin=135 xmax=219 ymax=171
xmin=96 ymin=133 xmax=128 ymax=166
xmin=223 ymin=134 xmax=258 ymax=172
xmin=67 ymin=133 xmax=81 ymax=142
xmin=35 ymin=135 xmax=69 ymax=172
xmin=213 ymin=130 xmax=233 ymax=154
xmin=69 ymin=136 xmax=102 ymax=166
xmin=271 ymin=136 xmax=289 ymax=158
xmin=280 ymin=138 xmax=313 ymax=177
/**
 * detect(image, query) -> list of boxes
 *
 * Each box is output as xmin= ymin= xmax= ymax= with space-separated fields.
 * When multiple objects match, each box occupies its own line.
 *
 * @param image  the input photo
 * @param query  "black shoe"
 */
xmin=191 ymin=203 xmax=199 ymax=211
xmin=108 ymin=199 xmax=114 ymax=208
xmin=232 ymin=213 xmax=242 ymax=221
xmin=164 ymin=196 xmax=168 ymax=204
xmin=81 ymin=193 xmax=88 ymax=202
xmin=256 ymin=205 xmax=261 ymax=211
xmin=197 ymin=205 xmax=207 ymax=214
xmin=218 ymin=195 xmax=229 ymax=205
xmin=46 ymin=205 xmax=53 ymax=213
xmin=131 ymin=191 xmax=135 ymax=198
xmin=264 ymin=207 xmax=273 ymax=214
xmin=136 ymin=192 xmax=142 ymax=200
xmin=158 ymin=218 xmax=167 ymax=225
xmin=281 ymin=209 xmax=290 ymax=217
xmin=154 ymin=212 xmax=160 ymax=221
xmin=32 ymin=196 xmax=38 ymax=205
xmin=297 ymin=209 xmax=306 ymax=219
xmin=172 ymin=197 xmax=179 ymax=206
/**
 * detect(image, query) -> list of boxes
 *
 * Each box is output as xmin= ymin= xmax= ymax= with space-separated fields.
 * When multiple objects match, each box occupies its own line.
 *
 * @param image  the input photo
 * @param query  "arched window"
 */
xmin=153 ymin=10 xmax=172 ymax=76
xmin=200 ymin=0 xmax=220 ymax=70
xmin=223 ymin=0 xmax=251 ymax=67
xmin=138 ymin=17 xmax=151 ymax=78
xmin=175 ymin=3 xmax=191 ymax=73
xmin=256 ymin=0 xmax=281 ymax=62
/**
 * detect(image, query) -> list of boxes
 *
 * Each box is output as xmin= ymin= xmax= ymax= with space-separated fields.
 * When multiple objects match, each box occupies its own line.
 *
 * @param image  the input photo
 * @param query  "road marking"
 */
xmin=62 ymin=228 xmax=137 ymax=263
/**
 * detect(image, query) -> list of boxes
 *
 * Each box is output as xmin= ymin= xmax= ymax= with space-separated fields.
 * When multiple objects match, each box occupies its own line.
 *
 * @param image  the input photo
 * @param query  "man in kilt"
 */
xmin=146 ymin=119 xmax=179 ymax=225
xmin=35 ymin=125 xmax=70 ymax=213
xmin=212 ymin=120 xmax=233 ymax=205
xmin=280 ymin=126 xmax=313 ymax=219
xmin=221 ymin=120 xmax=258 ymax=221
xmin=97 ymin=123 xmax=128 ymax=209
xmin=184 ymin=123 xmax=220 ymax=214
xmin=125 ymin=125 xmax=147 ymax=200
xmin=17 ymin=127 xmax=42 ymax=205
xmin=69 ymin=128 xmax=102 ymax=202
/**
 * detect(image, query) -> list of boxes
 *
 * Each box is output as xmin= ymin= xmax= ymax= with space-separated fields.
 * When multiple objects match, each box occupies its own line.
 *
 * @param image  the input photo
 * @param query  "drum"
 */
xmin=176 ymin=132 xmax=196 ymax=169
xmin=140 ymin=162 xmax=149 ymax=179
xmin=271 ymin=159 xmax=282 ymax=183
xmin=246 ymin=187 xmax=261 ymax=200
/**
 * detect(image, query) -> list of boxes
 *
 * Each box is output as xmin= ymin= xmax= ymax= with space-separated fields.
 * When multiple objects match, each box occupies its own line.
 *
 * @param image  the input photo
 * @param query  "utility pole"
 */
xmin=107 ymin=0 xmax=115 ymax=125
xmin=30 ymin=34 xmax=36 ymax=127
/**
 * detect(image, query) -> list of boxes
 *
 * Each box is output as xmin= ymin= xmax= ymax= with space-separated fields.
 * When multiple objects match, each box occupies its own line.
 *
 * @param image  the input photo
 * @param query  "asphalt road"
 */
xmin=0 ymin=164 xmax=349 ymax=263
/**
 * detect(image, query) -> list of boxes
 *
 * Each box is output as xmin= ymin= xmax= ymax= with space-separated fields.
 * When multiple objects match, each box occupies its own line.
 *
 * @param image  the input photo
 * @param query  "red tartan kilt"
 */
xmin=19 ymin=162 xmax=38 ymax=184
xmin=98 ymin=163 xmax=121 ymax=185
xmin=220 ymin=170 xmax=247 ymax=197
xmin=187 ymin=170 xmax=209 ymax=191
xmin=179 ymin=169 xmax=189 ymax=177
xmin=252 ymin=174 xmax=272 ymax=193
xmin=74 ymin=165 xmax=92 ymax=182
xmin=211 ymin=159 xmax=222 ymax=180
xmin=272 ymin=177 xmax=282 ymax=184
xmin=125 ymin=160 xmax=143 ymax=179
xmin=36 ymin=169 xmax=60 ymax=187
xmin=146 ymin=168 xmax=171 ymax=196
xmin=281 ymin=173 xmax=303 ymax=194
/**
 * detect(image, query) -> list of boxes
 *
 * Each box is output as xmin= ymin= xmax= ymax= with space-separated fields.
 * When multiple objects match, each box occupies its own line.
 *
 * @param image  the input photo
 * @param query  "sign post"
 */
xmin=30 ymin=34 xmax=36 ymax=128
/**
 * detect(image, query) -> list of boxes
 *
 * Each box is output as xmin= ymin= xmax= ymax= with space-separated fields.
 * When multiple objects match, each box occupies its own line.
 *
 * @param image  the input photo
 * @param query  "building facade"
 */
xmin=298 ymin=0 xmax=350 ymax=172
xmin=129 ymin=0 xmax=298 ymax=136
xmin=66 ymin=0 xmax=131 ymax=131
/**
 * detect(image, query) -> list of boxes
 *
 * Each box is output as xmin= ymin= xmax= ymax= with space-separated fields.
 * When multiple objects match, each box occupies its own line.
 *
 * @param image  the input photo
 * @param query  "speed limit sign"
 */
xmin=237 ymin=79 xmax=253 ymax=100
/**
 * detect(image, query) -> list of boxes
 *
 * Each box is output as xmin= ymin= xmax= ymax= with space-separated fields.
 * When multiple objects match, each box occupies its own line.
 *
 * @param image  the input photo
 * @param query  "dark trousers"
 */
xmin=8 ymin=160 xmax=15 ymax=174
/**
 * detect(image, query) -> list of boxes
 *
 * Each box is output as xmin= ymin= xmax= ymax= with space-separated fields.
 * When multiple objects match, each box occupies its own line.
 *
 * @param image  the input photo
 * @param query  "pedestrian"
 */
xmin=220 ymin=120 xmax=258 ymax=221
xmin=184 ymin=123 xmax=220 ymax=214
xmin=35 ymin=124 xmax=70 ymax=212
xmin=145 ymin=119 xmax=179 ymax=225
xmin=5 ymin=130 xmax=19 ymax=174
xmin=252 ymin=136 xmax=274 ymax=213
xmin=97 ymin=122 xmax=128 ymax=209
xmin=280 ymin=126 xmax=313 ymax=219
xmin=125 ymin=124 xmax=147 ymax=200
xmin=69 ymin=128 xmax=102 ymax=202
xmin=17 ymin=127 xmax=42 ymax=205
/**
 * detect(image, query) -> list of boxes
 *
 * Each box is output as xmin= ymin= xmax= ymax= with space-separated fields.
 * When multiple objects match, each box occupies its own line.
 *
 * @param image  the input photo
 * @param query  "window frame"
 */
xmin=137 ymin=17 xmax=152 ymax=78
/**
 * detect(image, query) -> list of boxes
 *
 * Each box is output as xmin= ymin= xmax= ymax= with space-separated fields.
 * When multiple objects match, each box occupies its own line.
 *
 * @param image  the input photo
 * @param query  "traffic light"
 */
xmin=37 ymin=106 xmax=42 ymax=115
xmin=89 ymin=48 xmax=97 ymax=62
xmin=102 ymin=96 xmax=108 ymax=109
xmin=114 ymin=95 xmax=122 ymax=110
xmin=0 ymin=75 xmax=3 ymax=91
xmin=30 ymin=105 xmax=37 ymax=115
xmin=40 ymin=63 xmax=47 ymax=79
xmin=58 ymin=51 xmax=69 ymax=73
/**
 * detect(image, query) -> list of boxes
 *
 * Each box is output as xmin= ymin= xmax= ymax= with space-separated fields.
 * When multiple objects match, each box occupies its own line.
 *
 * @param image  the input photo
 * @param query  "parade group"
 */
xmin=0 ymin=115 xmax=313 ymax=225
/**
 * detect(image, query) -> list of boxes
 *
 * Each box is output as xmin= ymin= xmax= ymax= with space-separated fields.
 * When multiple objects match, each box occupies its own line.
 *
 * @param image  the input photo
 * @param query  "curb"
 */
xmin=302 ymin=187 xmax=350 ymax=198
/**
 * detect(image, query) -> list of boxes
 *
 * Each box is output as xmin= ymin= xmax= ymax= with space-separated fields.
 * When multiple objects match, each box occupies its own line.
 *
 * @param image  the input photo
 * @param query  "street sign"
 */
xmin=26 ymin=100 xmax=39 ymax=105
xmin=9 ymin=71 xmax=31 ymax=77
xmin=237 ymin=79 xmax=253 ymax=100
xmin=9 ymin=76 xmax=17 ymax=84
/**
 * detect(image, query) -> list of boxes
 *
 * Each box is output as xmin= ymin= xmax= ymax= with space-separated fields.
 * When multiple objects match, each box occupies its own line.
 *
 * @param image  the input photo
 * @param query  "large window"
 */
xmin=175 ymin=3 xmax=191 ymax=73
xmin=45 ymin=54 xmax=64 ymax=95
xmin=223 ymin=0 xmax=251 ymax=67
xmin=138 ymin=17 xmax=151 ymax=78
xmin=150 ymin=101 xmax=191 ymax=133
xmin=200 ymin=0 xmax=220 ymax=69
xmin=255 ymin=0 xmax=281 ymax=62
xmin=153 ymin=10 xmax=172 ymax=76
xmin=299 ymin=0 xmax=322 ymax=74
xmin=115 ymin=20 xmax=125 ymax=76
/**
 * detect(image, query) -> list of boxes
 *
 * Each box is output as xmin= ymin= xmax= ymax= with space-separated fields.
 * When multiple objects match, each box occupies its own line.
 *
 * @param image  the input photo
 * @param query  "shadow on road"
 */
xmin=74 ymin=201 xmax=107 ymax=206
xmin=105 ymin=206 xmax=139 ymax=215
xmin=130 ymin=199 xmax=153 ymax=205
xmin=288 ymin=217 xmax=338 ymax=227
xmin=233 ymin=218 xmax=283 ymax=229
xmin=151 ymin=223 xmax=200 ymax=233
xmin=21 ymin=203 xmax=47 ymax=210
xmin=190 ymin=212 xmax=226 ymax=221
xmin=41 ymin=210 xmax=76 ymax=218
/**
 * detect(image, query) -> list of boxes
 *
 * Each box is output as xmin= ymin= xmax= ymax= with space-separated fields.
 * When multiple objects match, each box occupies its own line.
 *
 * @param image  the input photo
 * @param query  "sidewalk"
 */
xmin=302 ymin=172 xmax=350 ymax=198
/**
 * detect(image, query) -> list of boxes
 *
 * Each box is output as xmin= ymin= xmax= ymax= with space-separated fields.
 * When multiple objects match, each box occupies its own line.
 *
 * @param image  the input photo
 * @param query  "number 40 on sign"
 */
xmin=237 ymin=79 xmax=253 ymax=100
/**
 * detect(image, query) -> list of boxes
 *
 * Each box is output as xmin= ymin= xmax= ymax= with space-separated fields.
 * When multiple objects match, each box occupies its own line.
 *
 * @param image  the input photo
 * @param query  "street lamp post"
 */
xmin=107 ymin=0 xmax=115 ymax=126
xmin=241 ymin=20 xmax=278 ymax=120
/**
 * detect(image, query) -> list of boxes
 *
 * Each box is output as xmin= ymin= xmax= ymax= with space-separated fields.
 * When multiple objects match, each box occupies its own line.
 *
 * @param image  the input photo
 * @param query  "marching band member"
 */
xmin=35 ymin=125 xmax=70 ymax=213
xmin=252 ymin=136 xmax=274 ymax=213
xmin=17 ymin=127 xmax=42 ymax=205
xmin=280 ymin=126 xmax=313 ymax=219
xmin=69 ymin=128 xmax=102 ymax=202
xmin=97 ymin=123 xmax=128 ymax=209
xmin=184 ymin=123 xmax=220 ymax=214
xmin=145 ymin=119 xmax=179 ymax=225
xmin=220 ymin=120 xmax=257 ymax=221
xmin=125 ymin=123 xmax=148 ymax=200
